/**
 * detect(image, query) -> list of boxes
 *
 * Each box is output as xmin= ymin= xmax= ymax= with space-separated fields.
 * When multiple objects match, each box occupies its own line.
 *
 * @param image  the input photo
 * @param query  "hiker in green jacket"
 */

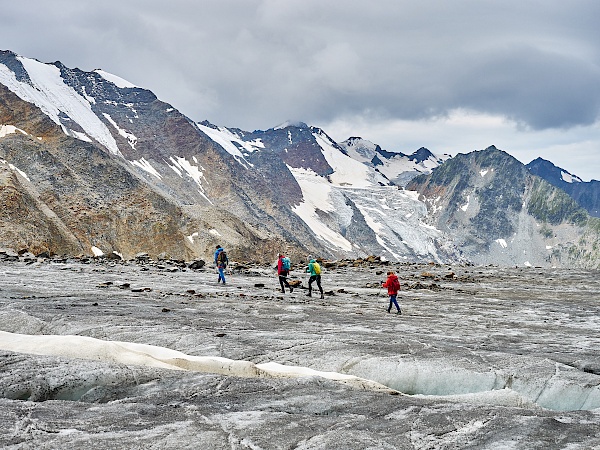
xmin=306 ymin=259 xmax=324 ymax=299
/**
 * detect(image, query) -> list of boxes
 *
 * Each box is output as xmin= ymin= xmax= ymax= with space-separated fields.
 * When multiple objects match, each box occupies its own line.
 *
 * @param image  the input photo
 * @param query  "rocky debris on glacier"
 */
xmin=0 ymin=256 xmax=599 ymax=449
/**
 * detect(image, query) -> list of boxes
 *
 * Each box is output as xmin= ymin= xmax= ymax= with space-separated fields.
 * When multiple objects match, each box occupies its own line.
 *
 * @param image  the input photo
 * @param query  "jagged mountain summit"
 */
xmin=527 ymin=157 xmax=600 ymax=217
xmin=340 ymin=137 xmax=450 ymax=186
xmin=0 ymin=50 xmax=598 ymax=267
xmin=407 ymin=146 xmax=600 ymax=267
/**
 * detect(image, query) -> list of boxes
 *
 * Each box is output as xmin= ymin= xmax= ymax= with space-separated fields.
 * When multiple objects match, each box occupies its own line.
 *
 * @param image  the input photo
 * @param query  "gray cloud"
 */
xmin=1 ymin=0 xmax=599 ymax=178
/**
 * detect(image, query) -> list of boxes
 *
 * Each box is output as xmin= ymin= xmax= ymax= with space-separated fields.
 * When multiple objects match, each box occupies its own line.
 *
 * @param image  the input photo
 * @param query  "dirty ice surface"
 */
xmin=1 ymin=258 xmax=599 ymax=449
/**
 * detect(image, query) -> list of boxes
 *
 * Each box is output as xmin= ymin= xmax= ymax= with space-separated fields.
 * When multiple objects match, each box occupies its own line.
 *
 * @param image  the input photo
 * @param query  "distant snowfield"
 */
xmin=289 ymin=166 xmax=354 ymax=251
xmin=197 ymin=123 xmax=259 ymax=168
xmin=289 ymin=132 xmax=448 ymax=259
xmin=94 ymin=69 xmax=137 ymax=89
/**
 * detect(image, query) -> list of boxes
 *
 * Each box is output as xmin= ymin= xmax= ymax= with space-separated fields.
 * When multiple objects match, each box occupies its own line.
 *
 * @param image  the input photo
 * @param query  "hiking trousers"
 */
xmin=217 ymin=265 xmax=226 ymax=284
xmin=278 ymin=271 xmax=291 ymax=292
xmin=308 ymin=275 xmax=323 ymax=295
xmin=388 ymin=294 xmax=400 ymax=312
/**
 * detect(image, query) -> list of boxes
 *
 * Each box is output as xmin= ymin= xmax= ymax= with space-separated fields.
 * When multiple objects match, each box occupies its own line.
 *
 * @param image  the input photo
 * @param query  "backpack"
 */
xmin=312 ymin=262 xmax=321 ymax=275
xmin=391 ymin=277 xmax=400 ymax=291
xmin=217 ymin=251 xmax=228 ymax=267
xmin=281 ymin=257 xmax=291 ymax=270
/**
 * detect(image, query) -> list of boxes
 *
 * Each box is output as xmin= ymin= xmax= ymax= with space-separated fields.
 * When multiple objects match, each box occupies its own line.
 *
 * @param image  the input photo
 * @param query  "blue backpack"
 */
xmin=281 ymin=257 xmax=291 ymax=270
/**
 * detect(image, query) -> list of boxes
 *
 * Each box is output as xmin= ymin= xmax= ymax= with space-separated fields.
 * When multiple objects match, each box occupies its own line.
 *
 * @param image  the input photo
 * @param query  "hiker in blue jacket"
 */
xmin=214 ymin=245 xmax=228 ymax=284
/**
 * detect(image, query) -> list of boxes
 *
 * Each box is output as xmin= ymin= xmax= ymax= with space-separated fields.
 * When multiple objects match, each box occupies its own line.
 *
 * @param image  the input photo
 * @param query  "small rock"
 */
xmin=188 ymin=260 xmax=206 ymax=270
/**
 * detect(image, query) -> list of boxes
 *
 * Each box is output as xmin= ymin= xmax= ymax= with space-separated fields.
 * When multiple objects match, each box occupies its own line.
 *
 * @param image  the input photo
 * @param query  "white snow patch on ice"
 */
xmin=496 ymin=239 xmax=508 ymax=248
xmin=91 ymin=246 xmax=104 ymax=257
xmin=480 ymin=169 xmax=489 ymax=177
xmin=0 ymin=331 xmax=394 ymax=394
xmin=313 ymin=133 xmax=375 ymax=188
xmin=209 ymin=229 xmax=222 ymax=237
xmin=460 ymin=195 xmax=470 ymax=212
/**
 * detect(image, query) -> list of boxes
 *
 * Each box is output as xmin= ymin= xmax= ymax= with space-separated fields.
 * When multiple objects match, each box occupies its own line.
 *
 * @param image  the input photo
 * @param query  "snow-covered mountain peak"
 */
xmin=0 ymin=53 xmax=123 ymax=155
xmin=93 ymin=69 xmax=138 ymax=89
xmin=312 ymin=130 xmax=387 ymax=188
xmin=274 ymin=120 xmax=308 ymax=130
xmin=341 ymin=137 xmax=380 ymax=163
xmin=338 ymin=139 xmax=450 ymax=187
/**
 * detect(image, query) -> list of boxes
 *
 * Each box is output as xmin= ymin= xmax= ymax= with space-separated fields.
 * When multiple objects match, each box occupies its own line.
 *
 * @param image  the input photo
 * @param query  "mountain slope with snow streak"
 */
xmin=2 ymin=50 xmax=596 ymax=267
xmin=0 ymin=53 xmax=122 ymax=155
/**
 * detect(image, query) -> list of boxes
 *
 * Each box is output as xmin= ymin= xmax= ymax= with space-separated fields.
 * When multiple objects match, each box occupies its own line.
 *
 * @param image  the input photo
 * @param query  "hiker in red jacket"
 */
xmin=275 ymin=254 xmax=293 ymax=294
xmin=382 ymin=271 xmax=402 ymax=315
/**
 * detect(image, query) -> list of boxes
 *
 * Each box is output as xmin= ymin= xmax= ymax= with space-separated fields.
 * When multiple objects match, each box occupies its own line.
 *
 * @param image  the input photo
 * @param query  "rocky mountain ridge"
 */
xmin=527 ymin=157 xmax=600 ymax=217
xmin=407 ymin=146 xmax=600 ymax=267
xmin=1 ymin=50 xmax=598 ymax=267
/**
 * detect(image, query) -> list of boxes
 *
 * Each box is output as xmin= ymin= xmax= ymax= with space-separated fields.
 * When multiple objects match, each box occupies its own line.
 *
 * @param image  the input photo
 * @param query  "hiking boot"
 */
xmin=396 ymin=310 xmax=402 ymax=315
xmin=320 ymin=294 xmax=324 ymax=299
xmin=289 ymin=286 xmax=294 ymax=293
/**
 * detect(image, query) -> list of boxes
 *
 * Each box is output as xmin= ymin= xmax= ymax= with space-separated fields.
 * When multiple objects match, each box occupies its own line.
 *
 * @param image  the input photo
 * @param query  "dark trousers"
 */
xmin=279 ymin=271 xmax=291 ymax=292
xmin=308 ymin=275 xmax=323 ymax=295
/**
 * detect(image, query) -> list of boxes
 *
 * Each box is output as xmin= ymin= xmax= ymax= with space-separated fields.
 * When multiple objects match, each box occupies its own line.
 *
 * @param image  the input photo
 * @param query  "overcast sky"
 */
xmin=2 ymin=1 xmax=599 ymax=180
